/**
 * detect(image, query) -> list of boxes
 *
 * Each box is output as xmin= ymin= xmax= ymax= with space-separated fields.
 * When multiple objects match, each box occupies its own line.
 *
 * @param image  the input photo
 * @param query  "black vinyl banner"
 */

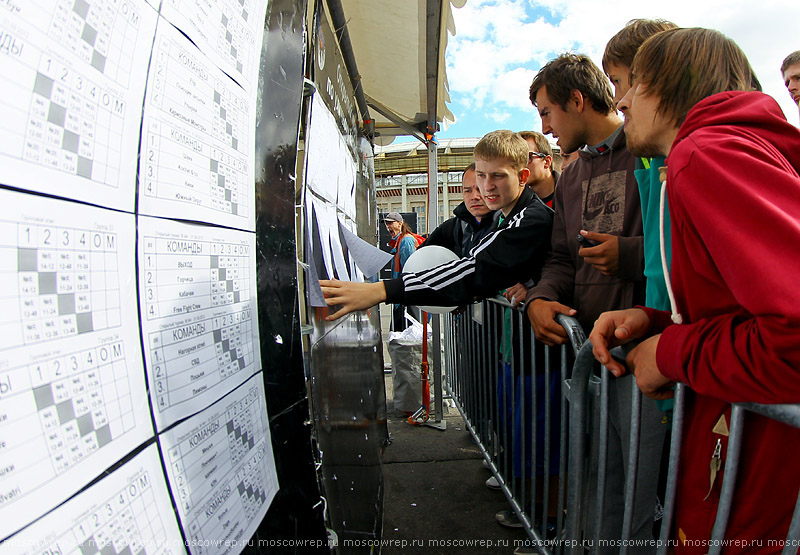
xmin=250 ymin=0 xmax=329 ymax=550
xmin=314 ymin=4 xmax=360 ymax=159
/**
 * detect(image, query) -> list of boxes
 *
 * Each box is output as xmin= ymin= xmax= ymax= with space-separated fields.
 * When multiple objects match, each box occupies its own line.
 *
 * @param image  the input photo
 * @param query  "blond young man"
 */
xmin=320 ymin=130 xmax=553 ymax=319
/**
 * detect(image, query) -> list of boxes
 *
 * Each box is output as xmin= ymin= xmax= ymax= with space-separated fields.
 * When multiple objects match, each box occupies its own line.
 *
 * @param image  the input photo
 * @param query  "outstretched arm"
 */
xmin=320 ymin=201 xmax=552 ymax=321
xmin=319 ymin=279 xmax=387 ymax=321
xmin=395 ymin=202 xmax=552 ymax=308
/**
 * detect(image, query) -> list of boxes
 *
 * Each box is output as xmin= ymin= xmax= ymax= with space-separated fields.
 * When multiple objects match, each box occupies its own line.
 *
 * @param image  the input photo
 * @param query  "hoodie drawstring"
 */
xmin=659 ymin=175 xmax=683 ymax=325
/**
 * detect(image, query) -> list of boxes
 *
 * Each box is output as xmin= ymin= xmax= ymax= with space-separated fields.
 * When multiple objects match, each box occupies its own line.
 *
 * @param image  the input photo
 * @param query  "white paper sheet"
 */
xmin=160 ymin=374 xmax=278 ymax=555
xmin=344 ymin=219 xmax=366 ymax=282
xmin=158 ymin=0 xmax=269 ymax=94
xmin=0 ymin=444 xmax=184 ymax=555
xmin=338 ymin=220 xmax=392 ymax=279
xmin=0 ymin=0 xmax=158 ymax=213
xmin=138 ymin=22 xmax=255 ymax=231
xmin=313 ymin=198 xmax=351 ymax=281
xmin=306 ymin=94 xmax=353 ymax=205
xmin=328 ymin=217 xmax=350 ymax=282
xmin=138 ymin=216 xmax=261 ymax=431
xmin=337 ymin=150 xmax=357 ymax=220
xmin=0 ymin=189 xmax=152 ymax=540
xmin=305 ymin=196 xmax=333 ymax=280
xmin=303 ymin=232 xmax=326 ymax=308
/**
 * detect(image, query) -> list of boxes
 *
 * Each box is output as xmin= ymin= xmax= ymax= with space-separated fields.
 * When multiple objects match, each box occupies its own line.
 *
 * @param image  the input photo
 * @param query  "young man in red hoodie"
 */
xmin=590 ymin=28 xmax=800 ymax=552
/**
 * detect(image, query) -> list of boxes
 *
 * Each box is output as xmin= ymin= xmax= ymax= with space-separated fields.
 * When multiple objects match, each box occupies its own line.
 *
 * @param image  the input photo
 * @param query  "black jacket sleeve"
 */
xmin=384 ymin=200 xmax=553 ymax=307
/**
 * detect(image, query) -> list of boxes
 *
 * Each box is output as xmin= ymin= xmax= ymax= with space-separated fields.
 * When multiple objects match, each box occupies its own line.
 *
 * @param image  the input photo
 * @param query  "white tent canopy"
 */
xmin=329 ymin=0 xmax=463 ymax=146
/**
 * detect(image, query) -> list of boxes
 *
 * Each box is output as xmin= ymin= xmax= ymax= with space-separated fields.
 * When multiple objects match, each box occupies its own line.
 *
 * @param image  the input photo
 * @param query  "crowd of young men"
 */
xmin=321 ymin=20 xmax=800 ymax=555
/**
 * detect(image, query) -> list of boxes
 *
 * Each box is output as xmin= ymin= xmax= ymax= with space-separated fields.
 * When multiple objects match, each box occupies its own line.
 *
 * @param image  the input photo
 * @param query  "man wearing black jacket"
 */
xmin=424 ymin=163 xmax=495 ymax=258
xmin=320 ymin=130 xmax=553 ymax=318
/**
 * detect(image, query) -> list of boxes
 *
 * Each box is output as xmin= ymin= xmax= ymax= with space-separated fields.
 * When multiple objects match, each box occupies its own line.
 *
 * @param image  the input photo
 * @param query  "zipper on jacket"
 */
xmin=704 ymin=438 xmax=723 ymax=501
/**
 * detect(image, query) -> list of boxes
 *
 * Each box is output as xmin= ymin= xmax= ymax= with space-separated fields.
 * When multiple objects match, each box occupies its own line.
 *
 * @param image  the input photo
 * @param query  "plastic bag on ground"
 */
xmin=387 ymin=311 xmax=435 ymax=414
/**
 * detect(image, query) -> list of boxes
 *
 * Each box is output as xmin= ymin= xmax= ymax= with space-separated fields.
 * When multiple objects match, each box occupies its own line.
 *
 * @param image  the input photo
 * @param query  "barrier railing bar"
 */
xmin=447 ymin=302 xmax=800 ymax=552
xmin=656 ymin=383 xmax=685 ymax=555
xmin=555 ymin=313 xmax=584 ymax=555
xmin=554 ymin=314 xmax=587 ymax=358
xmin=783 ymin=493 xmax=800 ymax=554
xmin=493 ymin=303 xmax=510 ymax=492
xmin=473 ymin=308 xmax=483 ymax=442
xmin=511 ymin=303 xmax=519 ymax=500
xmin=442 ymin=301 xmax=583 ymax=554
xmin=736 ymin=403 xmax=800 ymax=427
xmin=431 ymin=314 xmax=443 ymax=422
xmin=444 ymin=382 xmax=551 ymax=543
xmin=555 ymin=342 xmax=570 ymax=555
xmin=565 ymin=342 xmax=596 ymax=554
xmin=591 ymin=367 xmax=609 ymax=549
xmin=536 ymin=328 xmax=544 ymax=541
xmin=619 ymin=379 xmax=642 ymax=554
xmin=513 ymin=306 xmax=526 ymax=523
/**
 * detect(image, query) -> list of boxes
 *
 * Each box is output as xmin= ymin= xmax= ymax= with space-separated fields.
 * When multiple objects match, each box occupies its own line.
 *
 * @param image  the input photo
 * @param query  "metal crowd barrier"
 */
xmin=441 ymin=296 xmax=585 ymax=554
xmin=566 ymin=340 xmax=800 ymax=555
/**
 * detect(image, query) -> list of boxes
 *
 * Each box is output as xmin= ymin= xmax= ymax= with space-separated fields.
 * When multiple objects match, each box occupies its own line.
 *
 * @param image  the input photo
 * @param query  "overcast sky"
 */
xmin=436 ymin=0 xmax=800 ymax=141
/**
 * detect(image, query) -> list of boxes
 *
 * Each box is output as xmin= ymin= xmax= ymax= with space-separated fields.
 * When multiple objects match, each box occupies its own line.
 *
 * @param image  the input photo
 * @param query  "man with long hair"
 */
xmin=591 ymin=28 xmax=800 ymax=551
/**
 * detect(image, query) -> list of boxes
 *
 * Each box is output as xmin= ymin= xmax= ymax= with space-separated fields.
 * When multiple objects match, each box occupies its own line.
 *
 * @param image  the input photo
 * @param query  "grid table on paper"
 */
xmin=0 ymin=221 xmax=121 ymax=350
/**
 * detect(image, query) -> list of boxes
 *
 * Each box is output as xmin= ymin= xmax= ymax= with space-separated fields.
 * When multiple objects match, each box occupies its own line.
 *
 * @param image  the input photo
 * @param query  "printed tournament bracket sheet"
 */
xmin=0 ymin=189 xmax=152 ymax=541
xmin=160 ymin=374 xmax=278 ymax=555
xmin=138 ymin=20 xmax=256 ymax=231
xmin=0 ymin=444 xmax=184 ymax=555
xmin=158 ymin=0 xmax=269 ymax=93
xmin=305 ymin=94 xmax=358 ymax=219
xmin=0 ymin=0 xmax=158 ymax=213
xmin=138 ymin=216 xmax=261 ymax=431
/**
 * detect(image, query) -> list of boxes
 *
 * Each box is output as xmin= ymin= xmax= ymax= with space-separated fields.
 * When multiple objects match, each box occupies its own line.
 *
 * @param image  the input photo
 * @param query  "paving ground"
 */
xmin=379 ymin=308 xmax=527 ymax=555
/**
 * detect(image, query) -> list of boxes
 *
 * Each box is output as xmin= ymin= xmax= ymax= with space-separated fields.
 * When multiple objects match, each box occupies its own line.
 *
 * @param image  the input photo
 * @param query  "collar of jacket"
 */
xmin=574 ymin=126 xmax=627 ymax=178
xmin=453 ymin=201 xmax=495 ymax=230
xmin=576 ymin=125 xmax=627 ymax=161
xmin=494 ymin=187 xmax=537 ymax=227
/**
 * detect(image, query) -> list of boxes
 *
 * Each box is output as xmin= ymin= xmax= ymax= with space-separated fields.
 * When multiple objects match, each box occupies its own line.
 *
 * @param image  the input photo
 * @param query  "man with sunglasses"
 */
xmin=519 ymin=131 xmax=559 ymax=209
xmin=501 ymin=131 xmax=559 ymax=306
